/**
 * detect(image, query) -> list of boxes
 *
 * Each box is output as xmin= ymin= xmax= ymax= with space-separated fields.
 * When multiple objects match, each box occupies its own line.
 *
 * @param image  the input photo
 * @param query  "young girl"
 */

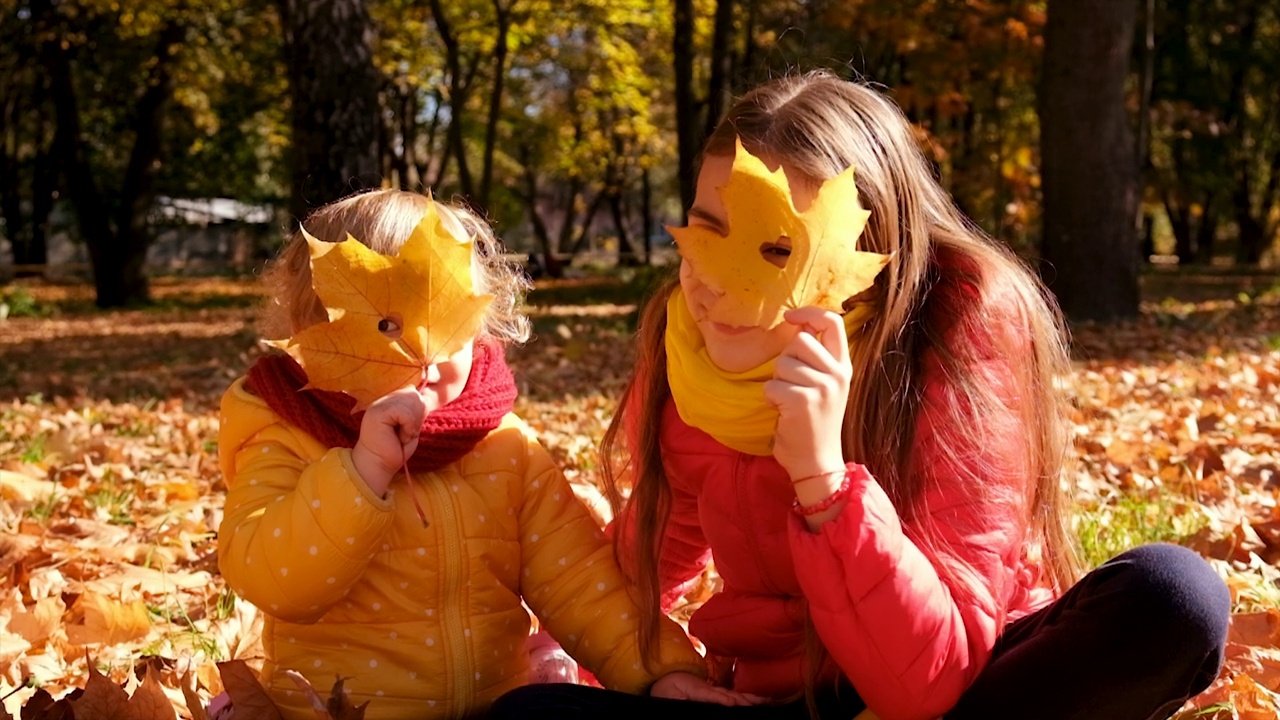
xmin=487 ymin=74 xmax=1230 ymax=720
xmin=216 ymin=189 xmax=749 ymax=720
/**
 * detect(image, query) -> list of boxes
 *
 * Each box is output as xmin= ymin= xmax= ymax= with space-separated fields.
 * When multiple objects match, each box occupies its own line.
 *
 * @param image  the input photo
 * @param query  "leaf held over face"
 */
xmin=272 ymin=199 xmax=494 ymax=410
xmin=670 ymin=139 xmax=890 ymax=328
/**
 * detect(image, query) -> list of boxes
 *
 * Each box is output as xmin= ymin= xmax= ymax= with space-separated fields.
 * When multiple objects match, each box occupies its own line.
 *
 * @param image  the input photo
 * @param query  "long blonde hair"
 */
xmin=603 ymin=72 xmax=1080 ymax=687
xmin=261 ymin=189 xmax=530 ymax=344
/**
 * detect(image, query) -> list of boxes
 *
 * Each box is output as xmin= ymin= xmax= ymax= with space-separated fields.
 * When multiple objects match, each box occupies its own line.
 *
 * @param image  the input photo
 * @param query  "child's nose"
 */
xmin=424 ymin=364 xmax=442 ymax=384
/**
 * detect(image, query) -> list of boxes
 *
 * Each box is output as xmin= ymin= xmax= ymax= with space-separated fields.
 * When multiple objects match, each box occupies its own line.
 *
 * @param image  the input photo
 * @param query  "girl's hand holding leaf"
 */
xmin=352 ymin=386 xmax=427 ymax=496
xmin=764 ymin=306 xmax=852 ymax=526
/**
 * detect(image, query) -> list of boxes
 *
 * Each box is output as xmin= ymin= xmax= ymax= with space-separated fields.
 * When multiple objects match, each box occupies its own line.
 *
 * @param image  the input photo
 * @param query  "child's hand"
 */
xmin=649 ymin=672 xmax=764 ymax=706
xmin=352 ymin=386 xmax=427 ymax=496
xmin=764 ymin=306 xmax=851 ymax=483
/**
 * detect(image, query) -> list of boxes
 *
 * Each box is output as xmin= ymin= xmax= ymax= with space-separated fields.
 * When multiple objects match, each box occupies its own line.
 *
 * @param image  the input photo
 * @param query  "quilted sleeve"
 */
xmin=516 ymin=435 xmax=706 ymax=694
xmin=216 ymin=384 xmax=396 ymax=624
xmin=611 ymin=399 xmax=714 ymax=612
xmin=788 ymin=346 xmax=1032 ymax=720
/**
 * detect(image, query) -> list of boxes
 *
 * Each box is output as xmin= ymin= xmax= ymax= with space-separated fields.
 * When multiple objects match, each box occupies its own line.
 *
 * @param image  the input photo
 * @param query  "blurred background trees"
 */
xmin=0 ymin=0 xmax=1276 ymax=320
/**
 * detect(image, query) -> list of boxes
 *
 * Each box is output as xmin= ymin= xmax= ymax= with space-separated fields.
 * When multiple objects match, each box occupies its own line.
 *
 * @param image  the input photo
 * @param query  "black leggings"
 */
xmin=487 ymin=544 xmax=1229 ymax=720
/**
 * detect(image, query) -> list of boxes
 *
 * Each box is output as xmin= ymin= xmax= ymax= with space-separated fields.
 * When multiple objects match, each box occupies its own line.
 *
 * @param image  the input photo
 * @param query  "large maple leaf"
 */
xmin=670 ymin=139 xmax=890 ymax=329
xmin=272 ymin=200 xmax=493 ymax=410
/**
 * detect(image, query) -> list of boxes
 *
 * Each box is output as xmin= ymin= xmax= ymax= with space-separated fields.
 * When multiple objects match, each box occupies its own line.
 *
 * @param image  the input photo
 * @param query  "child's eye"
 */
xmin=759 ymin=238 xmax=792 ymax=268
xmin=377 ymin=315 xmax=403 ymax=339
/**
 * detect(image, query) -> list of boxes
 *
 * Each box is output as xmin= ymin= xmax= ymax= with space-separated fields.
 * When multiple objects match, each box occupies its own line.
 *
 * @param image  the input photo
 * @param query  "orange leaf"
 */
xmin=67 ymin=663 xmax=131 ymax=720
xmin=670 ymin=138 xmax=889 ymax=328
xmin=273 ymin=199 xmax=493 ymax=410
xmin=65 ymin=592 xmax=152 ymax=646
xmin=1223 ymin=641 xmax=1280 ymax=693
xmin=1230 ymin=609 xmax=1280 ymax=648
xmin=7 ymin=595 xmax=65 ymax=645
xmin=216 ymin=661 xmax=283 ymax=720
xmin=128 ymin=666 xmax=177 ymax=720
xmin=1229 ymin=673 xmax=1280 ymax=719
xmin=180 ymin=669 xmax=210 ymax=720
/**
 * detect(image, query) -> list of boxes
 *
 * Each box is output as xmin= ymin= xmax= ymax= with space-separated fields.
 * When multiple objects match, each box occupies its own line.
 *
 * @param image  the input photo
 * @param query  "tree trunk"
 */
xmin=1195 ymin=202 xmax=1216 ymax=264
xmin=517 ymin=143 xmax=562 ymax=278
xmin=429 ymin=0 xmax=476 ymax=198
xmin=398 ymin=84 xmax=420 ymax=190
xmin=703 ymin=0 xmax=734 ymax=142
xmin=417 ymin=87 xmax=443 ymax=187
xmin=278 ymin=0 xmax=382 ymax=223
xmin=1166 ymin=196 xmax=1193 ymax=263
xmin=673 ymin=0 xmax=699 ymax=216
xmin=736 ymin=0 xmax=759 ymax=93
xmin=1 ymin=26 xmax=53 ymax=275
xmin=641 ymin=167 xmax=654 ymax=265
xmin=479 ymin=0 xmax=511 ymax=207
xmin=25 ymin=151 xmax=55 ymax=271
xmin=40 ymin=1 xmax=183 ymax=306
xmin=1039 ymin=0 xmax=1140 ymax=321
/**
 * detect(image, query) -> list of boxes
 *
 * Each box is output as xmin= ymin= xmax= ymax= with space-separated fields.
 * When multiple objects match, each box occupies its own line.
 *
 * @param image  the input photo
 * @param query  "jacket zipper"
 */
xmin=428 ymin=478 xmax=472 ymax=717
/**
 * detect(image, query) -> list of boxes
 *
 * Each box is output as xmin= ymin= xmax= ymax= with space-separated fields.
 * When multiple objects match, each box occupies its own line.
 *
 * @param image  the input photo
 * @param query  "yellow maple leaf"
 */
xmin=670 ymin=139 xmax=890 ymax=328
xmin=65 ymin=591 xmax=153 ymax=646
xmin=272 ymin=199 xmax=494 ymax=410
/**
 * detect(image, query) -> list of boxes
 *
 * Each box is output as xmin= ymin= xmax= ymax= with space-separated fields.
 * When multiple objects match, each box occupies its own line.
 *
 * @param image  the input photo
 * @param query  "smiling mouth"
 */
xmin=709 ymin=322 xmax=755 ymax=336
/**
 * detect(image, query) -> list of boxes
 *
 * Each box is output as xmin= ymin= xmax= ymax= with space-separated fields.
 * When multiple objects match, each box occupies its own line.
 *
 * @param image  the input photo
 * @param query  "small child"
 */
xmin=216 ymin=189 xmax=728 ymax=720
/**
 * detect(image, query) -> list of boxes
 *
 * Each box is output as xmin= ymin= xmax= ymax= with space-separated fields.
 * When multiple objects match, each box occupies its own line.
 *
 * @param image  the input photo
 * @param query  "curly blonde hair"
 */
xmin=260 ymin=189 xmax=531 ymax=346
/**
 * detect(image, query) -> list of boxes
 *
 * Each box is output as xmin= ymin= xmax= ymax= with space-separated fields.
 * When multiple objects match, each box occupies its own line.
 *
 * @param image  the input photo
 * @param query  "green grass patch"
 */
xmin=20 ymin=432 xmax=48 ymax=464
xmin=1075 ymin=487 xmax=1210 ymax=569
xmin=86 ymin=473 xmax=137 ymax=525
xmin=26 ymin=490 xmax=61 ymax=524
xmin=0 ymin=286 xmax=54 ymax=319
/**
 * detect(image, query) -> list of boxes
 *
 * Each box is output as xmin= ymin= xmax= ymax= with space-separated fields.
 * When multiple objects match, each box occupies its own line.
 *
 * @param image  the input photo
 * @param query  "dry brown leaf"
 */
xmin=16 ymin=688 xmax=75 ymax=720
xmin=67 ymin=662 xmax=132 ymax=720
xmin=5 ymin=594 xmax=66 ymax=646
xmin=65 ymin=592 xmax=153 ymax=646
xmin=1224 ymin=641 xmax=1280 ymax=693
xmin=1230 ymin=673 xmax=1280 ymax=719
xmin=0 ymin=469 xmax=51 ymax=503
xmin=179 ymin=669 xmax=210 ymax=720
xmin=323 ymin=678 xmax=367 ymax=720
xmin=81 ymin=566 xmax=212 ymax=597
xmin=216 ymin=661 xmax=283 ymax=720
xmin=128 ymin=667 xmax=178 ymax=720
xmin=1230 ymin=609 xmax=1280 ymax=648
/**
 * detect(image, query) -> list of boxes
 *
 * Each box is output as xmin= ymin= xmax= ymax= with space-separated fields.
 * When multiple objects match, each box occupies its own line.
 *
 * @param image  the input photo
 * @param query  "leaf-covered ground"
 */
xmin=1 ymin=275 xmax=1279 ymax=719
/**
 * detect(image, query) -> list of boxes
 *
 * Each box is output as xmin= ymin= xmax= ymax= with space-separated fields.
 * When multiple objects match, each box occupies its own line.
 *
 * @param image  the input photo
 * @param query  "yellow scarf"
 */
xmin=664 ymin=289 xmax=874 ymax=456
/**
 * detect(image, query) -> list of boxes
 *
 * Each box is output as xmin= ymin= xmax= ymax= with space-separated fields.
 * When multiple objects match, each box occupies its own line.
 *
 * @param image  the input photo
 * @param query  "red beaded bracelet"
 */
xmin=792 ymin=473 xmax=853 ymax=516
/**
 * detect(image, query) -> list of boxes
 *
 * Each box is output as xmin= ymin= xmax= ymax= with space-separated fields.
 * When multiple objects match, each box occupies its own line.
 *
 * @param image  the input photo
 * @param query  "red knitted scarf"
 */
xmin=244 ymin=339 xmax=516 ymax=473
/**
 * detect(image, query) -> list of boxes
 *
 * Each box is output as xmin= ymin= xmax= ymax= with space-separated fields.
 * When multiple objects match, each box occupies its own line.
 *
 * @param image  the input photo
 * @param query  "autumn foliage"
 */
xmin=1 ymin=276 xmax=1279 ymax=718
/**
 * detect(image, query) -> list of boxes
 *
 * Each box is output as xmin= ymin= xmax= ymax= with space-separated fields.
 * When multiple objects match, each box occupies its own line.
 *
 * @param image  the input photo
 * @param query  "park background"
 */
xmin=2 ymin=0 xmax=1280 ymax=718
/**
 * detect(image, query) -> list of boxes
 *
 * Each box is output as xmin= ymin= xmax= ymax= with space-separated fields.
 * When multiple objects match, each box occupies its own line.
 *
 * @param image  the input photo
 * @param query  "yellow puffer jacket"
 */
xmin=216 ymin=379 xmax=705 ymax=720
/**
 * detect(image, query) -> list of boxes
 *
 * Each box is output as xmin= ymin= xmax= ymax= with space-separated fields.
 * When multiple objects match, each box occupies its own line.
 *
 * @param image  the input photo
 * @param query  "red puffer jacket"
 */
xmin=621 ymin=268 xmax=1058 ymax=720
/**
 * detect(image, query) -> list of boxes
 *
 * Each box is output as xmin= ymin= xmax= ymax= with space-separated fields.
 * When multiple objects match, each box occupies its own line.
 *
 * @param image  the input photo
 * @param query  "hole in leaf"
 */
xmin=378 ymin=314 xmax=404 ymax=339
xmin=759 ymin=237 xmax=792 ymax=268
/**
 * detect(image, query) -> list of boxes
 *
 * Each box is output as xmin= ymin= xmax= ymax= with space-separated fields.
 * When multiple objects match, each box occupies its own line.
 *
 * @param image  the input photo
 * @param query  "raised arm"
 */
xmin=217 ymin=381 xmax=395 ymax=623
xmin=788 ymin=331 xmax=1035 ymax=720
